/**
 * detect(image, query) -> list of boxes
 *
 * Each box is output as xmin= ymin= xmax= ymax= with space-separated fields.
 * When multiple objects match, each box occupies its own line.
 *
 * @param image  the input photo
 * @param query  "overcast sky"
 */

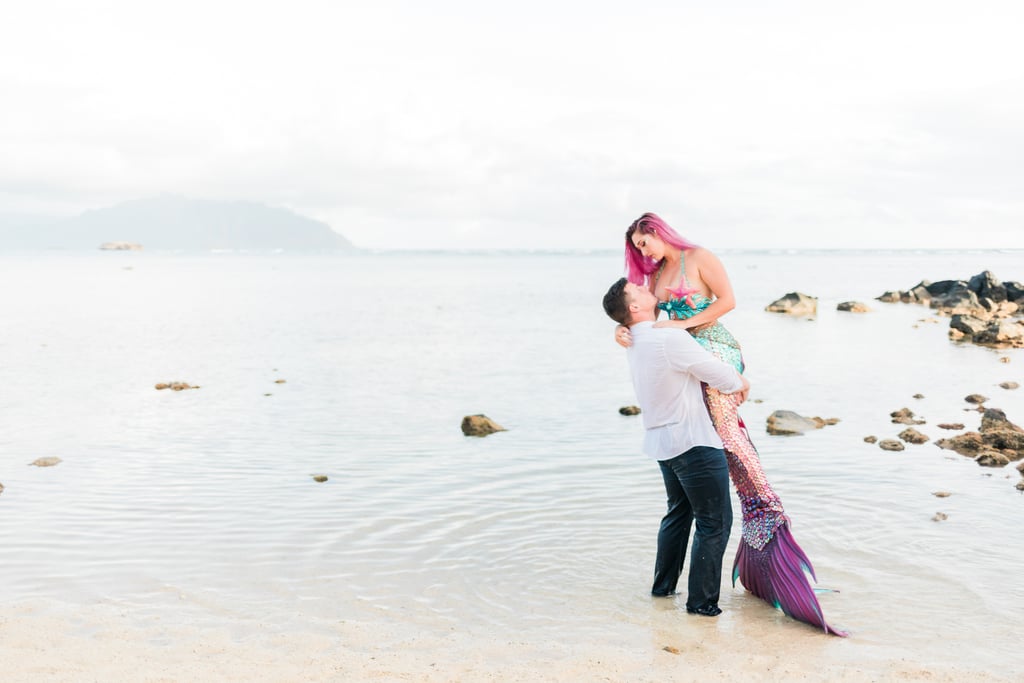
xmin=2 ymin=0 xmax=1022 ymax=249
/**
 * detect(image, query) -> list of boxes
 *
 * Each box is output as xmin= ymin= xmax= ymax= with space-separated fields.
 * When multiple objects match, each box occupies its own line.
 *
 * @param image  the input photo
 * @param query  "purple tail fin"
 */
xmin=733 ymin=522 xmax=848 ymax=637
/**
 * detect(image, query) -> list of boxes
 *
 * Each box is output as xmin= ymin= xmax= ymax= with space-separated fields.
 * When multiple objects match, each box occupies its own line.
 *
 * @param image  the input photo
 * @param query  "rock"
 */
xmin=876 ymin=291 xmax=901 ymax=303
xmin=619 ymin=405 xmax=641 ymax=416
xmin=913 ymin=393 xmax=925 ymax=399
xmin=274 ymin=379 xmax=287 ymax=384
xmin=949 ymin=314 xmax=989 ymax=338
xmin=898 ymin=428 xmax=929 ymax=444
xmin=461 ymin=414 xmax=506 ymax=437
xmin=937 ymin=423 xmax=965 ymax=430
xmin=968 ymin=270 xmax=1007 ymax=302
xmin=837 ymin=301 xmax=870 ymax=313
xmin=932 ymin=491 xmax=952 ymax=498
xmin=312 ymin=474 xmax=328 ymax=483
xmin=980 ymin=408 xmax=1024 ymax=434
xmin=949 ymin=328 xmax=966 ymax=341
xmin=974 ymin=320 xmax=1024 ymax=347
xmin=999 ymin=382 xmax=1019 ymax=390
xmin=864 ymin=436 xmax=877 ymax=443
xmin=890 ymin=407 xmax=925 ymax=425
xmin=936 ymin=432 xmax=985 ymax=457
xmin=662 ymin=646 xmax=681 ymax=655
xmin=766 ymin=410 xmax=827 ymax=435
xmin=99 ymin=241 xmax=143 ymax=251
xmin=1005 ymin=281 xmax=1024 ymax=303
xmin=976 ymin=451 xmax=1011 ymax=467
xmin=932 ymin=512 xmax=948 ymax=522
xmin=30 ymin=457 xmax=62 ymax=467
xmin=156 ymin=381 xmax=198 ymax=391
xmin=879 ymin=439 xmax=905 ymax=452
xmin=1000 ymin=356 xmax=1011 ymax=363
xmin=965 ymin=394 xmax=988 ymax=404
xmin=0 ymin=482 xmax=4 ymax=495
xmin=1018 ymin=461 xmax=1024 ymax=474
xmin=930 ymin=283 xmax=983 ymax=316
xmin=1017 ymin=480 xmax=1024 ymax=491
xmin=765 ymin=292 xmax=818 ymax=316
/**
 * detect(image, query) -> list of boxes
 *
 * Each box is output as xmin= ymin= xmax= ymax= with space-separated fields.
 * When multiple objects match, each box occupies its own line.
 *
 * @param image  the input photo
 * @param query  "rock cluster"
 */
xmin=876 ymin=271 xmax=1024 ymax=348
xmin=935 ymin=408 xmax=1024 ymax=476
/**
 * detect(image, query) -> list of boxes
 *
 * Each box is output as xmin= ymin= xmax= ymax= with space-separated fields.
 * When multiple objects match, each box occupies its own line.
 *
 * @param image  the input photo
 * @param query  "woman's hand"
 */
xmin=614 ymin=325 xmax=633 ymax=348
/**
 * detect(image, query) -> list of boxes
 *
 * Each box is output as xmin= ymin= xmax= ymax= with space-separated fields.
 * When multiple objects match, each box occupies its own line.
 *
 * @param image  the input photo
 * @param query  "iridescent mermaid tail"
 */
xmin=704 ymin=384 xmax=847 ymax=636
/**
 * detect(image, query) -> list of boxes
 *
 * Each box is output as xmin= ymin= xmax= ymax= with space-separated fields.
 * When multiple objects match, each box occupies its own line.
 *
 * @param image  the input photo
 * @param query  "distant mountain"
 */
xmin=0 ymin=196 xmax=353 ymax=250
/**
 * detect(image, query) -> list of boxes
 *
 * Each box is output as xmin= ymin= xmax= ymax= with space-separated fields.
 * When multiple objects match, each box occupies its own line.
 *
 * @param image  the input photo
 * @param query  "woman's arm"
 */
xmin=654 ymin=249 xmax=735 ymax=330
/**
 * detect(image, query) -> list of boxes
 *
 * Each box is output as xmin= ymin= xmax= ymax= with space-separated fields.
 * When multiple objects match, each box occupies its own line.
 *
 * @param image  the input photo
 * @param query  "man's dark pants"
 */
xmin=651 ymin=445 xmax=733 ymax=611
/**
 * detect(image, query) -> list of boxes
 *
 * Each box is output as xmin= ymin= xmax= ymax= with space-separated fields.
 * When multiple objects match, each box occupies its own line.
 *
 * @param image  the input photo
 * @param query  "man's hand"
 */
xmin=614 ymin=325 xmax=633 ymax=348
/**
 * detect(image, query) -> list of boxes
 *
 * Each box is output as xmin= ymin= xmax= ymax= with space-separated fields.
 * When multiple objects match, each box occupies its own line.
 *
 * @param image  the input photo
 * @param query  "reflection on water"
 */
xmin=0 ymin=250 xmax=1022 ymax=671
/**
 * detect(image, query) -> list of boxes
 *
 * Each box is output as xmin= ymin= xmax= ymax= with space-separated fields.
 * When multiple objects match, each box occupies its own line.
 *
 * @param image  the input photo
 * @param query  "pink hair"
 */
xmin=624 ymin=213 xmax=700 ymax=301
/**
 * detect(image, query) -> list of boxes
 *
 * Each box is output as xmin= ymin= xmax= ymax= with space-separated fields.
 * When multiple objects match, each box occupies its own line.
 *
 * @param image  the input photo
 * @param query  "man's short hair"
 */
xmin=603 ymin=277 xmax=631 ymax=325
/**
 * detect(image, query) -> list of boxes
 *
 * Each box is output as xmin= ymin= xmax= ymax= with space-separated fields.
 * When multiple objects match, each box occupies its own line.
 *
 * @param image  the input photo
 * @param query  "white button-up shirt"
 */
xmin=626 ymin=321 xmax=744 ymax=461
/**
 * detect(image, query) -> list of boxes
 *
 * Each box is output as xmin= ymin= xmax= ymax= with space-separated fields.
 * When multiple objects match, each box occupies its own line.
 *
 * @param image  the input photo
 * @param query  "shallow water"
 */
xmin=0 ymin=249 xmax=1022 ymax=676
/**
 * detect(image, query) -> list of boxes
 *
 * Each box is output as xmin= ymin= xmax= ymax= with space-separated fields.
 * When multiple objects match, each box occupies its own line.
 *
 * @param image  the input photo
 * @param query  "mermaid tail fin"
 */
xmin=733 ymin=522 xmax=848 ymax=637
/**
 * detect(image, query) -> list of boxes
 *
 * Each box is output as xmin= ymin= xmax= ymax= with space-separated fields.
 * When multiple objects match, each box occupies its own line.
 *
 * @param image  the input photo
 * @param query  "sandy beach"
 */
xmin=2 ymin=595 xmax=1016 ymax=682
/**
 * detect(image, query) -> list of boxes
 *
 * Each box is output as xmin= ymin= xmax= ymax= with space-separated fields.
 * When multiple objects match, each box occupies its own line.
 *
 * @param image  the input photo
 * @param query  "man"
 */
xmin=602 ymin=277 xmax=749 ymax=617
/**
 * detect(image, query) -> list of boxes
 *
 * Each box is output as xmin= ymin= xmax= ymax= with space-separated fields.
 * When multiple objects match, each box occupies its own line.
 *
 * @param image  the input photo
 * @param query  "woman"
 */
xmin=618 ymin=212 xmax=845 ymax=636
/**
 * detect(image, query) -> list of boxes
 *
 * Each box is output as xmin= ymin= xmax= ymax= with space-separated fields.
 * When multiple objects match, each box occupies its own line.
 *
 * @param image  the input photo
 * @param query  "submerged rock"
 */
xmin=765 ymin=410 xmax=835 ymax=435
xmin=891 ymin=407 xmax=926 ymax=425
xmin=619 ymin=405 xmax=641 ymax=416
xmin=461 ymin=414 xmax=506 ymax=437
xmin=765 ymin=292 xmax=818 ymax=316
xmin=899 ymin=428 xmax=929 ymax=444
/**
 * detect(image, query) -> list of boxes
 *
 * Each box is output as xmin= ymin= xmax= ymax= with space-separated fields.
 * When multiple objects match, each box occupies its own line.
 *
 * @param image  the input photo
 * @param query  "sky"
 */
xmin=1 ymin=0 xmax=1022 ymax=250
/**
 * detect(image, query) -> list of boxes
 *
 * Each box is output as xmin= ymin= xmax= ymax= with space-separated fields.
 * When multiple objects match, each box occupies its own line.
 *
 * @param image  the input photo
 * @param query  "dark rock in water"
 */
xmin=965 ymin=394 xmax=988 ymax=405
xmin=461 ymin=414 xmax=506 ymax=437
xmin=312 ymin=474 xmax=328 ymax=483
xmin=968 ymin=271 xmax=1007 ymax=302
xmin=913 ymin=393 xmax=925 ymax=399
xmin=899 ymin=428 xmax=929 ymax=444
xmin=937 ymin=423 xmax=965 ymax=430
xmin=765 ymin=410 xmax=833 ymax=435
xmin=891 ymin=407 xmax=926 ymax=425
xmin=765 ymin=292 xmax=818 ymax=316
xmin=1005 ymin=281 xmax=1024 ymax=303
xmin=1000 ymin=381 xmax=1020 ymax=390
xmin=877 ymin=291 xmax=901 ymax=303
xmin=1016 ymin=480 xmax=1024 ymax=491
xmin=976 ymin=451 xmax=1011 ymax=467
xmin=619 ymin=405 xmax=641 ymax=416
xmin=932 ymin=512 xmax=948 ymax=522
xmin=950 ymin=315 xmax=989 ymax=338
xmin=837 ymin=301 xmax=870 ymax=313
xmin=864 ymin=436 xmax=877 ymax=443
xmin=879 ymin=439 xmax=905 ymax=452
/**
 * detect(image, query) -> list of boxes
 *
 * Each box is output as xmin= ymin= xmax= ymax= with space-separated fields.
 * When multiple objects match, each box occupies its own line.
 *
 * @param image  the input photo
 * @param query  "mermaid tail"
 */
xmin=705 ymin=384 xmax=848 ymax=636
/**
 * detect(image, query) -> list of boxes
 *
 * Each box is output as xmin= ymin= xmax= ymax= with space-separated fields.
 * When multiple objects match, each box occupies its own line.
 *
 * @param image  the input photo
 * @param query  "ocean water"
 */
xmin=0 ymin=249 xmax=1022 ymax=677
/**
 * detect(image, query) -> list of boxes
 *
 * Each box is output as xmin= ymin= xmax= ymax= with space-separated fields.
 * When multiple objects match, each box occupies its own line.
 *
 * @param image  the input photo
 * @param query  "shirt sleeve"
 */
xmin=663 ymin=332 xmax=744 ymax=393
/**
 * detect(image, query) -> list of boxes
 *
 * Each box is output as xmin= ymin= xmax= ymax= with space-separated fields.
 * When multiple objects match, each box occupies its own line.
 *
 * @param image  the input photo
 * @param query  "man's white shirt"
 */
xmin=626 ymin=321 xmax=744 ymax=461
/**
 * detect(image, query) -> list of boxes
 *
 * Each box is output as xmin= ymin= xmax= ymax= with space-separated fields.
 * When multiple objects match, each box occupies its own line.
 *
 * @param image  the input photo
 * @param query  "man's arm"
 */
xmin=664 ymin=333 xmax=746 ymax=395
